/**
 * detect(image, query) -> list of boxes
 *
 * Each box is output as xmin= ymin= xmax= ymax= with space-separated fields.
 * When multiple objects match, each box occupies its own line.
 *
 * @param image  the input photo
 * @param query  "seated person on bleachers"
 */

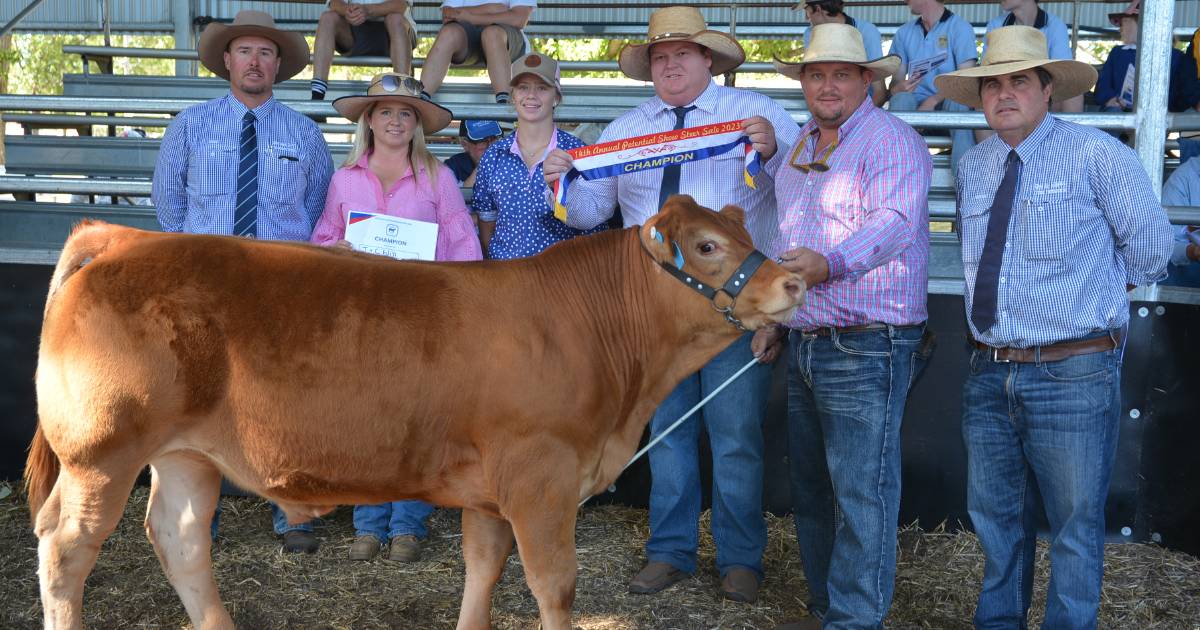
xmin=1169 ymin=24 xmax=1200 ymax=163
xmin=1161 ymin=154 xmax=1200 ymax=287
xmin=985 ymin=0 xmax=1080 ymax=112
xmin=311 ymin=1 xmax=418 ymax=100
xmin=446 ymin=119 xmax=504 ymax=186
xmin=418 ymin=0 xmax=535 ymax=103
xmin=884 ymin=0 xmax=977 ymax=174
xmin=796 ymin=0 xmax=886 ymax=104
xmin=151 ymin=11 xmax=333 ymax=553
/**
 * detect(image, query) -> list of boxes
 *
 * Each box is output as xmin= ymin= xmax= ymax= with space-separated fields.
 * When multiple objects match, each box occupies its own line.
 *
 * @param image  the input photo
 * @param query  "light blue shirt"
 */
xmin=153 ymin=93 xmax=334 ymax=241
xmin=1161 ymin=156 xmax=1200 ymax=286
xmin=804 ymin=15 xmax=883 ymax=61
xmin=984 ymin=9 xmax=1072 ymax=60
xmin=956 ymin=114 xmax=1173 ymax=347
xmin=891 ymin=9 xmax=978 ymax=102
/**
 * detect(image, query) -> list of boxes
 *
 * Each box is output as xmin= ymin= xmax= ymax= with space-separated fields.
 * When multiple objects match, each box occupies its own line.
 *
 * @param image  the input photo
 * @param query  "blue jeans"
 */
xmin=645 ymin=332 xmax=772 ymax=578
xmin=963 ymin=346 xmax=1122 ymax=630
xmin=353 ymin=500 xmax=435 ymax=541
xmin=786 ymin=324 xmax=926 ymax=629
xmin=210 ymin=501 xmax=315 ymax=540
xmin=889 ymin=92 xmax=975 ymax=178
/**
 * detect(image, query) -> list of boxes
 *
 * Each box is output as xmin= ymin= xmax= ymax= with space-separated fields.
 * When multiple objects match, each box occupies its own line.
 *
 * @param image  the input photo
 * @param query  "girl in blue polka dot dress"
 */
xmin=472 ymin=53 xmax=608 ymax=259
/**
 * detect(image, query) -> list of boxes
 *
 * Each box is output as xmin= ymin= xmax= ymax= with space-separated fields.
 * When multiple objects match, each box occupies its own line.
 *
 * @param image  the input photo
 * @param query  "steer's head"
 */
xmin=640 ymin=195 xmax=805 ymax=330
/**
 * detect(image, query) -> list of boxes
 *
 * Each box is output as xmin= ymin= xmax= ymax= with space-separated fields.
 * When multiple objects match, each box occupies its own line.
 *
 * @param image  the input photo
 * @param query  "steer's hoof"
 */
xmin=281 ymin=530 xmax=319 ymax=554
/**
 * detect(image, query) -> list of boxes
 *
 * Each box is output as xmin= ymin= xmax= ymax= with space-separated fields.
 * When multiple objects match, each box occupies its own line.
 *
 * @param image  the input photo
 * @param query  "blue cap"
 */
xmin=460 ymin=119 xmax=503 ymax=141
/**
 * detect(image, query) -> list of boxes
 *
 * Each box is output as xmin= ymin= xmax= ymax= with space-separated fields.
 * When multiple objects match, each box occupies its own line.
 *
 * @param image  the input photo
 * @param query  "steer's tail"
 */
xmin=44 ymin=219 xmax=131 ymax=317
xmin=25 ymin=424 xmax=60 ymax=525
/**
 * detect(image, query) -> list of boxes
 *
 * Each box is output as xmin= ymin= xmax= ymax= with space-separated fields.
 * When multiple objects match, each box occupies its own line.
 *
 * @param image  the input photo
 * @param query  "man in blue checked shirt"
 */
xmin=151 ymin=10 xmax=334 ymax=554
xmin=936 ymin=27 xmax=1172 ymax=630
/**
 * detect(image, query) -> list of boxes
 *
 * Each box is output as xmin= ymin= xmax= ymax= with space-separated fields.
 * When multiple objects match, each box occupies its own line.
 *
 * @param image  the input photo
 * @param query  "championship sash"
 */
xmin=552 ymin=119 xmax=761 ymax=222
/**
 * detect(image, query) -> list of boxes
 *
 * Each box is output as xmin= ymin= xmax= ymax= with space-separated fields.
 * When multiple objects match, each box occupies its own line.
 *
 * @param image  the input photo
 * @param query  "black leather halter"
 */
xmin=642 ymin=231 xmax=771 ymax=333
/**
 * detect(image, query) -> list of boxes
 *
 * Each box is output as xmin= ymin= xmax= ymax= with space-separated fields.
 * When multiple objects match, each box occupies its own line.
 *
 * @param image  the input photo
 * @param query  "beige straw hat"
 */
xmin=332 ymin=74 xmax=454 ymax=134
xmin=933 ymin=26 xmax=1097 ymax=109
xmin=772 ymin=23 xmax=900 ymax=80
xmin=198 ymin=10 xmax=310 ymax=83
xmin=617 ymin=6 xmax=746 ymax=82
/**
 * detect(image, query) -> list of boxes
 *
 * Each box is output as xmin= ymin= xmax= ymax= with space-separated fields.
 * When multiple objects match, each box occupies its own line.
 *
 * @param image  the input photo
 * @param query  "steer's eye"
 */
xmin=698 ymin=241 xmax=717 ymax=255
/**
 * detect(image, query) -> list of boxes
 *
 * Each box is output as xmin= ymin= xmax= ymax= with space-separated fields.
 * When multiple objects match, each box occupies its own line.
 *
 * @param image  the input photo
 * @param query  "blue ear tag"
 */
xmin=652 ymin=227 xmax=664 ymax=243
xmin=672 ymin=241 xmax=685 ymax=270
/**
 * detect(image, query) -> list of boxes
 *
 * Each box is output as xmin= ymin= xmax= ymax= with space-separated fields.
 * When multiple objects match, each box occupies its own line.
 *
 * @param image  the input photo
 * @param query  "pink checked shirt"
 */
xmin=767 ymin=97 xmax=931 ymax=330
xmin=310 ymin=153 xmax=482 ymax=262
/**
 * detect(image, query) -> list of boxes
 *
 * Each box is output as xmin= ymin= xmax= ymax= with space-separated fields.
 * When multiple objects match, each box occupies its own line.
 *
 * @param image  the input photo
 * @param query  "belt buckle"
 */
xmin=991 ymin=347 xmax=1011 ymax=363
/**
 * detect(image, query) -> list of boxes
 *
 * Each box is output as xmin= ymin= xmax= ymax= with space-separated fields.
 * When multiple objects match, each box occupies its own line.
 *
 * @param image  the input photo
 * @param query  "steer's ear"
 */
xmin=718 ymin=204 xmax=746 ymax=228
xmin=640 ymin=217 xmax=685 ymax=270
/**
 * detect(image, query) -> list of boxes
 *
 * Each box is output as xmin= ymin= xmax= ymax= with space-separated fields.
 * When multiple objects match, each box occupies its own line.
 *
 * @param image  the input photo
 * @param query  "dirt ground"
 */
xmin=3 ymin=485 xmax=1198 ymax=629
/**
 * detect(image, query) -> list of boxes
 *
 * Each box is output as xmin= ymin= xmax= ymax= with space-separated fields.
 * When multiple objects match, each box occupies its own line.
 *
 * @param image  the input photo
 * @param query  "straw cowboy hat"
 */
xmin=198 ymin=10 xmax=310 ymax=83
xmin=617 ymin=6 xmax=746 ymax=82
xmin=934 ymin=26 xmax=1097 ymax=109
xmin=772 ymin=23 xmax=900 ymax=80
xmin=333 ymin=73 xmax=454 ymax=134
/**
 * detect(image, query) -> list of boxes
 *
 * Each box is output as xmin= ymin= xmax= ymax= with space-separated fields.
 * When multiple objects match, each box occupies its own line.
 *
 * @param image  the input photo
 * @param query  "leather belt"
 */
xmin=804 ymin=323 xmax=920 ymax=337
xmin=972 ymin=331 xmax=1120 ymax=363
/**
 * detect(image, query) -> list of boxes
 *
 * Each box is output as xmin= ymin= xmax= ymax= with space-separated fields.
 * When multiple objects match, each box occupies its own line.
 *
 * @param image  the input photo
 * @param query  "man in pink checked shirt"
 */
xmin=745 ymin=24 xmax=933 ymax=630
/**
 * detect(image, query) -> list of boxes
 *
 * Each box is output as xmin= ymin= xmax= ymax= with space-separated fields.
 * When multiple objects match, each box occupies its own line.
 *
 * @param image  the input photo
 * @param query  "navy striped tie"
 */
xmin=658 ymin=105 xmax=696 ymax=209
xmin=234 ymin=111 xmax=258 ymax=237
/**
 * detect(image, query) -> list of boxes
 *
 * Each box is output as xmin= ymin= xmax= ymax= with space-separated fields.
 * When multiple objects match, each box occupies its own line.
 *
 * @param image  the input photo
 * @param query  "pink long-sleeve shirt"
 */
xmin=310 ymin=153 xmax=483 ymax=262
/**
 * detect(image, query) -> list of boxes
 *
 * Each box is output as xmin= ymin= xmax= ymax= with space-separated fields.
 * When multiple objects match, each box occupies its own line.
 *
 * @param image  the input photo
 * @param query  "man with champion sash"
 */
xmin=543 ymin=5 xmax=798 ymax=604
xmin=760 ymin=24 xmax=933 ymax=630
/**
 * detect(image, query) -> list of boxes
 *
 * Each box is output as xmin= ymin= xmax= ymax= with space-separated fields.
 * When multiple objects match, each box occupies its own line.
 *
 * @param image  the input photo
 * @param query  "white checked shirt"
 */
xmin=153 ymin=94 xmax=334 ymax=241
xmin=957 ymin=114 xmax=1172 ymax=348
xmin=562 ymin=80 xmax=800 ymax=250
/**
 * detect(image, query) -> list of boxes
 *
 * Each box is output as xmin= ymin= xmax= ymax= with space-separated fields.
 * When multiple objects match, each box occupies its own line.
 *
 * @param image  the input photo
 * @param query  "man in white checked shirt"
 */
xmin=936 ymin=27 xmax=1171 ymax=629
xmin=152 ymin=10 xmax=334 ymax=553
xmin=544 ymin=6 xmax=798 ymax=604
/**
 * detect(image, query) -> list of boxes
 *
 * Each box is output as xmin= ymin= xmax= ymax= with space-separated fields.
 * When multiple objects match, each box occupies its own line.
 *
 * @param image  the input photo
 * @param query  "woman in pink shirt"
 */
xmin=313 ymin=73 xmax=481 ymax=563
xmin=311 ymin=72 xmax=482 ymax=264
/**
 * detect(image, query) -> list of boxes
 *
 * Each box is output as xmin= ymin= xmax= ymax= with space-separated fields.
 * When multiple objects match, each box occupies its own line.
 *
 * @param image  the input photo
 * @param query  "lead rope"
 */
xmin=578 ymin=354 xmax=762 ymax=508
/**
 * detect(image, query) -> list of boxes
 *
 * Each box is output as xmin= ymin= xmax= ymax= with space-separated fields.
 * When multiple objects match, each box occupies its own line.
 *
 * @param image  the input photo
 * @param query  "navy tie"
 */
xmin=658 ymin=105 xmax=696 ymax=208
xmin=234 ymin=111 xmax=258 ymax=237
xmin=971 ymin=150 xmax=1021 ymax=334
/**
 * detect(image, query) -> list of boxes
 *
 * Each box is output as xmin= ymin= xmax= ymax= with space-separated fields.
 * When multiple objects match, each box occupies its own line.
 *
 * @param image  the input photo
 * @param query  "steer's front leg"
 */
xmin=456 ymin=509 xmax=515 ymax=630
xmin=498 ymin=448 xmax=580 ymax=630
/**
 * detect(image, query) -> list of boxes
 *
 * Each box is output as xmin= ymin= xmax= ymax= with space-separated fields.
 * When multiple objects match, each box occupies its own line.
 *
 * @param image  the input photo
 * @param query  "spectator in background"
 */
xmin=795 ymin=0 xmax=887 ymax=104
xmin=544 ymin=6 xmax=799 ymax=604
xmin=311 ymin=1 xmax=417 ymax=101
xmin=472 ymin=53 xmax=604 ymax=258
xmin=152 ymin=10 xmax=333 ymax=553
xmin=885 ymin=0 xmax=978 ymax=175
xmin=312 ymin=73 xmax=481 ymax=561
xmin=1160 ymin=156 xmax=1200 ymax=287
xmin=419 ymin=0 xmax=536 ymax=103
xmin=985 ymin=0 xmax=1081 ymax=112
xmin=446 ymin=119 xmax=504 ymax=186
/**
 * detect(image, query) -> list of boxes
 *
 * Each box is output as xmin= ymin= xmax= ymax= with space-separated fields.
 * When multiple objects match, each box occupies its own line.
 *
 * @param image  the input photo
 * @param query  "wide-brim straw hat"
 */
xmin=934 ymin=25 xmax=1097 ymax=109
xmin=617 ymin=6 xmax=746 ymax=82
xmin=198 ymin=10 xmax=309 ymax=83
xmin=772 ymin=23 xmax=900 ymax=80
xmin=332 ymin=73 xmax=454 ymax=134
